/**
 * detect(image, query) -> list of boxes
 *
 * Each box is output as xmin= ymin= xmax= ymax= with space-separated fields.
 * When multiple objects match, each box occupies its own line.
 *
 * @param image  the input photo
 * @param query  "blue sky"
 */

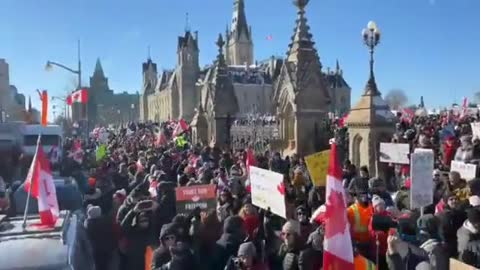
xmin=1 ymin=0 xmax=480 ymax=117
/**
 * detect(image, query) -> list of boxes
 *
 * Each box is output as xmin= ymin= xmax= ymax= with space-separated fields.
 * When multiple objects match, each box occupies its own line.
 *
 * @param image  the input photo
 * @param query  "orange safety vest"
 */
xmin=145 ymin=246 xmax=154 ymax=270
xmin=347 ymin=203 xmax=373 ymax=243
xmin=354 ymin=254 xmax=376 ymax=270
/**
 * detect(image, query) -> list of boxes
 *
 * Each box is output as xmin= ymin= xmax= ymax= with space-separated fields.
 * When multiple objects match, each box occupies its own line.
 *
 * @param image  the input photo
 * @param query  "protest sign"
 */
xmin=451 ymin=161 xmax=477 ymax=181
xmin=304 ymin=150 xmax=330 ymax=186
xmin=410 ymin=149 xmax=434 ymax=209
xmin=175 ymin=185 xmax=216 ymax=215
xmin=379 ymin=143 xmax=410 ymax=164
xmin=450 ymin=258 xmax=478 ymax=270
xmin=472 ymin=122 xmax=480 ymax=140
xmin=249 ymin=166 xmax=286 ymax=218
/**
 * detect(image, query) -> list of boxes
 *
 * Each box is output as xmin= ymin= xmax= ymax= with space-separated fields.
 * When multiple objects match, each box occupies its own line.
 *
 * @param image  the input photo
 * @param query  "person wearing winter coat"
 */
xmin=448 ymin=171 xmax=470 ymax=205
xmin=84 ymin=205 xmax=116 ymax=270
xmin=457 ymin=207 xmax=480 ymax=259
xmin=436 ymin=191 xmax=467 ymax=257
xmin=298 ymin=227 xmax=323 ymax=270
xmin=275 ymin=220 xmax=304 ymax=270
xmin=368 ymin=195 xmax=389 ymax=270
xmin=152 ymin=223 xmax=178 ymax=269
xmin=212 ymin=215 xmax=247 ymax=270
xmin=224 ymin=242 xmax=268 ymax=270
xmin=156 ymin=242 xmax=197 ymax=270
xmin=386 ymin=214 xmax=448 ymax=270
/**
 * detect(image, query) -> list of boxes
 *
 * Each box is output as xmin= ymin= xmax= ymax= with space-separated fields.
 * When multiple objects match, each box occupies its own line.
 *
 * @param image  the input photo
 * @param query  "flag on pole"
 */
xmin=172 ymin=119 xmax=189 ymax=137
xmin=24 ymin=136 xmax=59 ymax=227
xmin=323 ymin=141 xmax=354 ymax=270
xmin=245 ymin=147 xmax=256 ymax=193
xmin=66 ymin=88 xmax=89 ymax=105
xmin=155 ymin=128 xmax=167 ymax=147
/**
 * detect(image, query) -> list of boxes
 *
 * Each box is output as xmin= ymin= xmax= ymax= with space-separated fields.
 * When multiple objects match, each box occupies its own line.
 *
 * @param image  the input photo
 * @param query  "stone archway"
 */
xmin=352 ymin=134 xmax=363 ymax=167
xmin=284 ymin=102 xmax=295 ymax=141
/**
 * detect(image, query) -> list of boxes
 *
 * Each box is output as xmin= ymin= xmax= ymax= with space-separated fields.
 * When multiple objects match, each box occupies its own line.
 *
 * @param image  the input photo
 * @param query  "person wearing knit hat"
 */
xmin=237 ymin=242 xmax=257 ymax=268
xmin=87 ymin=205 xmax=102 ymax=220
xmin=372 ymin=195 xmax=386 ymax=212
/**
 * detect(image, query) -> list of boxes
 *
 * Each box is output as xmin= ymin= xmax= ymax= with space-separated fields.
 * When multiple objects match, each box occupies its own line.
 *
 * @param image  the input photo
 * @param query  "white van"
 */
xmin=22 ymin=124 xmax=63 ymax=161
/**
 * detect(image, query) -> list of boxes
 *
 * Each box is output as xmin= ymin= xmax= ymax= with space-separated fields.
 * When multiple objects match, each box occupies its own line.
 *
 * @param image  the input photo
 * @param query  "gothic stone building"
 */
xmin=72 ymin=59 xmax=140 ymax=127
xmin=140 ymin=0 xmax=351 ymax=155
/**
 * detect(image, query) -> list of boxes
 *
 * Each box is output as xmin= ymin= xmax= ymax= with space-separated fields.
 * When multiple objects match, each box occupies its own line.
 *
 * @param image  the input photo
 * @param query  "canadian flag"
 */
xmin=172 ymin=119 xmax=189 ymax=137
xmin=323 ymin=142 xmax=354 ymax=270
xmin=155 ymin=128 xmax=167 ymax=147
xmin=66 ymin=88 xmax=88 ymax=105
xmin=24 ymin=138 xmax=59 ymax=226
xmin=68 ymin=139 xmax=84 ymax=164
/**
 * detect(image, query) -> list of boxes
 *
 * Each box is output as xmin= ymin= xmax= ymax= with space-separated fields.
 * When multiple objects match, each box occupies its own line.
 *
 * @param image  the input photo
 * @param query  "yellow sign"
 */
xmin=305 ymin=150 xmax=330 ymax=186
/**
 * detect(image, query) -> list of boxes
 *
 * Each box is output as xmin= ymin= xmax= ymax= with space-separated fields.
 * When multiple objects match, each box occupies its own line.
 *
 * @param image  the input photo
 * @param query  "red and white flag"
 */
xmin=66 ymin=88 xmax=88 ymax=105
xmin=323 ymin=142 xmax=354 ymax=270
xmin=172 ymin=119 xmax=189 ymax=137
xmin=24 ymin=138 xmax=59 ymax=227
xmin=68 ymin=140 xmax=84 ymax=164
xmin=155 ymin=128 xmax=167 ymax=147
xmin=245 ymin=147 xmax=256 ymax=193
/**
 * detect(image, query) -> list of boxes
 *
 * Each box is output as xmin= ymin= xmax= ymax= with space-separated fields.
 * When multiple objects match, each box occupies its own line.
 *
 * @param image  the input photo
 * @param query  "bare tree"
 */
xmin=385 ymin=89 xmax=408 ymax=110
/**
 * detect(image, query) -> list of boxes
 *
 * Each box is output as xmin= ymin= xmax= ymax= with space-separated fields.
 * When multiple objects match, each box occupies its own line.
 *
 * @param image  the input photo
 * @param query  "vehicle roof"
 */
xmin=0 ymin=212 xmax=70 ymax=270
xmin=22 ymin=124 xmax=63 ymax=135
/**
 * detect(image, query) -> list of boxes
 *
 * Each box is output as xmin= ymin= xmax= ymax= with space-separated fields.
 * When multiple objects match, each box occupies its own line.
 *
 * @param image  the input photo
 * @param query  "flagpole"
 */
xmin=22 ymin=134 xmax=42 ymax=230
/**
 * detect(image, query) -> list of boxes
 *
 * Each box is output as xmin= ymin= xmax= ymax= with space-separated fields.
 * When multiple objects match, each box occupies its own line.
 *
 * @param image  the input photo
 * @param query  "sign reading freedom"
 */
xmin=175 ymin=184 xmax=216 ymax=215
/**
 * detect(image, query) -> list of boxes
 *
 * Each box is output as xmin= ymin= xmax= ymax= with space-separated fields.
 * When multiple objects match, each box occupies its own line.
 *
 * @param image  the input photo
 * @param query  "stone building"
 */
xmin=346 ymin=63 xmax=395 ymax=179
xmin=73 ymin=59 xmax=140 ymax=127
xmin=0 ymin=59 xmax=29 ymax=122
xmin=272 ymin=0 xmax=332 ymax=157
xmin=141 ymin=0 xmax=351 ymax=153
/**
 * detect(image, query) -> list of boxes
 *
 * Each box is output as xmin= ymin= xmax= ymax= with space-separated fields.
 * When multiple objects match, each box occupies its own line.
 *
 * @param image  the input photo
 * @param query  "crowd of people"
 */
xmin=2 ymin=110 xmax=480 ymax=270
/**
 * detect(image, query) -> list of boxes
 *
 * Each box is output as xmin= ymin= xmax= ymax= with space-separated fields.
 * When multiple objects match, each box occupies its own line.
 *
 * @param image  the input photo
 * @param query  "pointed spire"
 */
xmin=147 ymin=45 xmax=151 ymax=60
xmin=231 ymin=0 xmax=250 ymax=40
xmin=287 ymin=0 xmax=317 ymax=63
xmin=216 ymin=34 xmax=226 ymax=66
xmin=336 ymin=59 xmax=340 ymax=74
xmin=185 ymin=12 xmax=191 ymax=32
xmin=420 ymin=96 xmax=425 ymax=108
xmin=94 ymin=58 xmax=105 ymax=78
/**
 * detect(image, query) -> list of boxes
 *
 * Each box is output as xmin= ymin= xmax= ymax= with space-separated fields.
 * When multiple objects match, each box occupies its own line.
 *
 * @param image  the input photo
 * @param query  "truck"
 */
xmin=0 ymin=176 xmax=93 ymax=270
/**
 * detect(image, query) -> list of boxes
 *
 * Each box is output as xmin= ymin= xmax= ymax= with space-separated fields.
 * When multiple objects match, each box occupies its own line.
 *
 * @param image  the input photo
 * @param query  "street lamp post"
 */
xmin=362 ymin=21 xmax=381 ymax=83
xmin=45 ymin=40 xmax=82 ymax=89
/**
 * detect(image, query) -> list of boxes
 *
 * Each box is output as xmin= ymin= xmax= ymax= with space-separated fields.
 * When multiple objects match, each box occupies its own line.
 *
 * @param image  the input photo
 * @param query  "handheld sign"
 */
xmin=175 ymin=185 xmax=216 ymax=215
xmin=249 ymin=166 xmax=286 ymax=218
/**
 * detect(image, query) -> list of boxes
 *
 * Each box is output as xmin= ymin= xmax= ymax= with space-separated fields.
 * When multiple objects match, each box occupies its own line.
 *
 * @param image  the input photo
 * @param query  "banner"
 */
xmin=451 ymin=161 xmax=477 ymax=181
xmin=249 ymin=166 xmax=286 ymax=218
xmin=379 ymin=143 xmax=410 ymax=164
xmin=175 ymin=185 xmax=216 ymax=215
xmin=410 ymin=149 xmax=434 ymax=209
xmin=304 ymin=150 xmax=330 ymax=186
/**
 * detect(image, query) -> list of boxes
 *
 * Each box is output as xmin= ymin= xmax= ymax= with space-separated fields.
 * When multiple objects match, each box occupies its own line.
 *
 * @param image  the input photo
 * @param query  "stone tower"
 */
xmin=177 ymin=30 xmax=200 ymax=122
xmin=346 ymin=57 xmax=396 ymax=178
xmin=272 ymin=0 xmax=331 ymax=157
xmin=226 ymin=0 xmax=254 ymax=66
xmin=140 ymin=58 xmax=157 ymax=121
xmin=201 ymin=34 xmax=239 ymax=148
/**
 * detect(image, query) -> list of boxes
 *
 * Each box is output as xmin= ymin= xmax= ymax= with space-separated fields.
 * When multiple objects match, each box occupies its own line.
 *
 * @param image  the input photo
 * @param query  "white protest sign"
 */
xmin=451 ymin=161 xmax=477 ymax=181
xmin=410 ymin=149 xmax=434 ymax=209
xmin=379 ymin=143 xmax=410 ymax=164
xmin=249 ymin=166 xmax=286 ymax=218
xmin=472 ymin=123 xmax=480 ymax=140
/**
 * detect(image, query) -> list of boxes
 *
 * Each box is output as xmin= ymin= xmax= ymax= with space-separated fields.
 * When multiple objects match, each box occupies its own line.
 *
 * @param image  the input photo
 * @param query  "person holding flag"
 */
xmin=24 ymin=135 xmax=59 ymax=227
xmin=322 ymin=139 xmax=355 ymax=270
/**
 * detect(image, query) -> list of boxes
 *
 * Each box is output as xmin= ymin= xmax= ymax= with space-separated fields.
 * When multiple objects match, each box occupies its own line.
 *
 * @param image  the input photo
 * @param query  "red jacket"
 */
xmin=368 ymin=211 xmax=390 ymax=256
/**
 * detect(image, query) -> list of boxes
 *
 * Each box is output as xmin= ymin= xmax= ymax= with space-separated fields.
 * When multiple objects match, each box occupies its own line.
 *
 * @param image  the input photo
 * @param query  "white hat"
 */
xmin=372 ymin=195 xmax=385 ymax=208
xmin=282 ymin=220 xmax=301 ymax=235
xmin=470 ymin=195 xmax=480 ymax=207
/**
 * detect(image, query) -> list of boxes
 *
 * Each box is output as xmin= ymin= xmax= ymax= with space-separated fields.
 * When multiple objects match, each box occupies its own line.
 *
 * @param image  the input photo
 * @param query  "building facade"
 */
xmin=72 ymin=59 xmax=140 ymax=127
xmin=0 ymin=59 xmax=30 ymax=122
